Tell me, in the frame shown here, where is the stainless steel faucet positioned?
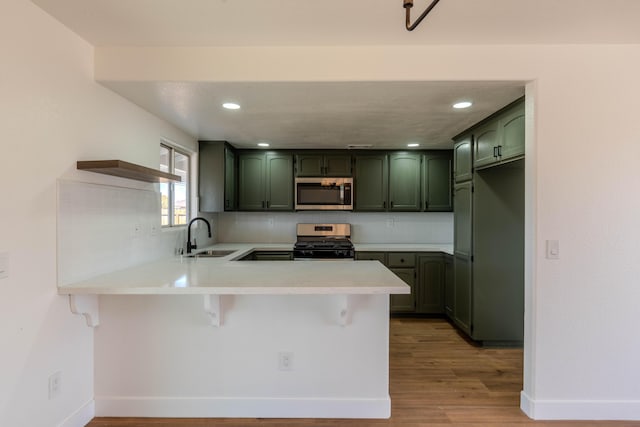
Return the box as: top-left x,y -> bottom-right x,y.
186,217 -> 212,254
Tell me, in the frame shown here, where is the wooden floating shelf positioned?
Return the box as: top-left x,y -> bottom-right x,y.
77,160 -> 181,183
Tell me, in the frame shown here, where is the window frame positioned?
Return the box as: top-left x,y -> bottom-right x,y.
161,142 -> 191,227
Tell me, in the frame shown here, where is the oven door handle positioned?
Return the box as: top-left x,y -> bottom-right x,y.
339,184 -> 344,203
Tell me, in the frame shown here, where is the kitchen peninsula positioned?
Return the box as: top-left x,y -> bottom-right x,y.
58,244 -> 411,419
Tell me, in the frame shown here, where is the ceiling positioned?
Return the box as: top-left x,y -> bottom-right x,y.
31,0 -> 640,149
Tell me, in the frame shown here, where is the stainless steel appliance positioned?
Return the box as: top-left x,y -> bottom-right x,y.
293,223 -> 355,260
294,177 -> 353,211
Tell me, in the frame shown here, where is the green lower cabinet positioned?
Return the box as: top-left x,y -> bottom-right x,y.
389,268 -> 416,312
416,255 -> 444,314
443,255 -> 454,319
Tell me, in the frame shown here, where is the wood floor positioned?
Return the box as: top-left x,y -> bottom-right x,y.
87,317 -> 639,427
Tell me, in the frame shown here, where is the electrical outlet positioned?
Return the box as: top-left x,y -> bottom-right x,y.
133,223 -> 142,238
150,225 -> 158,236
48,371 -> 61,400
0,252 -> 8,279
278,352 -> 294,371
267,217 -> 274,228
386,218 -> 395,228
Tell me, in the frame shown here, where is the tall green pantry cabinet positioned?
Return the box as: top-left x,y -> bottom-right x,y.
451,97 -> 525,345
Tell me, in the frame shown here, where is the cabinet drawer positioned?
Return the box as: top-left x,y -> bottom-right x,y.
355,252 -> 387,265
387,252 -> 415,268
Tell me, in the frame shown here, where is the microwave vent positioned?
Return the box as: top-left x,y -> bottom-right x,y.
346,144 -> 373,149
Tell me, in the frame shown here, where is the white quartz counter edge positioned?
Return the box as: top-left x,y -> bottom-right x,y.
57,243 -> 411,296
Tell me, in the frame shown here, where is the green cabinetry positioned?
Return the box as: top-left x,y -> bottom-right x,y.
356,251 -> 449,314
388,153 -> 422,211
198,141 -> 236,212
422,151 -> 453,211
355,152 -> 427,212
416,254 -> 444,314
354,155 -> 388,211
443,255 -> 454,319
450,97 -> 525,344
295,153 -> 352,177
473,99 -> 525,169
453,134 -> 473,183
238,152 -> 293,211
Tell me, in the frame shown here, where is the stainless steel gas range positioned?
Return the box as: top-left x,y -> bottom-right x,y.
293,223 -> 355,260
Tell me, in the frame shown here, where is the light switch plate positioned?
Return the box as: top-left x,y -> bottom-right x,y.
0,252 -> 8,279
546,240 -> 559,259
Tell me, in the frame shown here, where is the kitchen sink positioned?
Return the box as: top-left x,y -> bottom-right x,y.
186,249 -> 235,258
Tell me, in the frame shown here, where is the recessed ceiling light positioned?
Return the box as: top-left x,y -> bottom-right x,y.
257,142 -> 270,147
407,143 -> 420,148
222,102 -> 241,110
453,101 -> 473,109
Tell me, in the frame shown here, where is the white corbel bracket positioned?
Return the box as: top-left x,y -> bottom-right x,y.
69,295 -> 100,327
338,294 -> 352,327
204,294 -> 223,327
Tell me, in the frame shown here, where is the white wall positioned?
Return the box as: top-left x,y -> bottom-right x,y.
218,211 -> 453,244
95,44 -> 640,419
0,1 -> 197,426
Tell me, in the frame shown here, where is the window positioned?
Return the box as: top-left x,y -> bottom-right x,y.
160,143 -> 190,226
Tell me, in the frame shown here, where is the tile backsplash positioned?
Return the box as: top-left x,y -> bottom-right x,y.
57,180 -> 210,284
217,211 -> 453,244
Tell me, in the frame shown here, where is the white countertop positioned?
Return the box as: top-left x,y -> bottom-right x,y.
57,243 -> 453,296
57,243 -> 411,296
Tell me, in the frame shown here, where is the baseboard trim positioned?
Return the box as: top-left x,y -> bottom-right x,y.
96,396 -> 391,419
58,399 -> 95,427
521,391 -> 640,420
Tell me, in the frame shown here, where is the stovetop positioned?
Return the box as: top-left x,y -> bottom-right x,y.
293,223 -> 354,259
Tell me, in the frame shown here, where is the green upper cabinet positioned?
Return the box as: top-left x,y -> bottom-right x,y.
473,98 -> 525,169
224,148 -> 236,211
473,120 -> 499,169
265,153 -> 294,210
388,152 -> 422,212
238,152 -> 293,211
295,153 -> 352,177
498,101 -> 525,161
354,154 -> 388,211
238,152 -> 266,211
198,141 -> 237,212
453,134 -> 473,183
422,151 -> 453,212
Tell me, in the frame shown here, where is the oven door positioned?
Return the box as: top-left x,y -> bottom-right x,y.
295,177 -> 353,210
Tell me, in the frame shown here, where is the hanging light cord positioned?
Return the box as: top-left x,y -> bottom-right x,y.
403,0 -> 441,31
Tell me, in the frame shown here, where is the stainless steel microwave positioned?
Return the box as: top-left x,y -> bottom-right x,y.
294,177 -> 353,211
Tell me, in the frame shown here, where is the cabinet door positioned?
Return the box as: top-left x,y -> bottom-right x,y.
198,141 -> 225,212
454,182 -> 473,257
389,267 -> 416,313
443,255 -> 454,319
422,151 -> 452,211
238,153 -> 266,211
473,121 -> 499,168
453,135 -> 473,183
224,148 -> 236,211
355,155 -> 388,211
454,254 -> 472,335
265,153 -> 293,211
416,255 -> 444,314
295,154 -> 324,177
498,101 -> 525,161
388,152 -> 421,212
324,154 -> 352,176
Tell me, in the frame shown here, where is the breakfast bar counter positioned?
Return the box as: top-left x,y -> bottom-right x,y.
57,244 -> 412,420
